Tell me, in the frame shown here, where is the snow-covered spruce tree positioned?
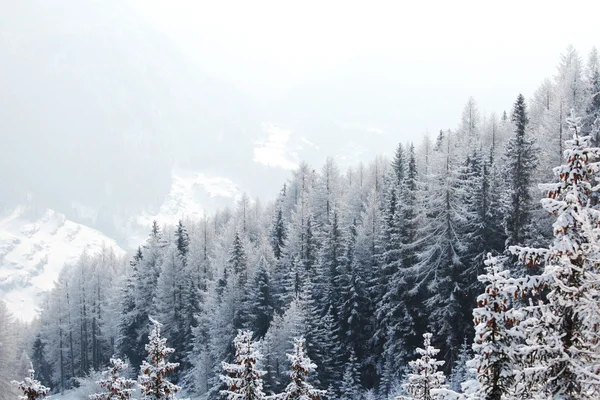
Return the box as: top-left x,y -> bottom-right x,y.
399,333 -> 446,400
89,357 -> 136,400
471,254 -> 521,400
119,222 -> 167,368
449,338 -> 472,393
509,111 -> 600,398
278,337 -> 326,400
12,364 -> 50,400
138,319 -> 180,400
339,349 -> 360,400
220,330 -> 266,400
503,94 -> 538,248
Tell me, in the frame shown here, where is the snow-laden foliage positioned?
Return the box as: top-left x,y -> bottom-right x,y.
27,46 -> 600,400
399,333 -> 446,400
139,319 -> 180,400
89,358 -> 136,400
220,331 -> 267,400
507,111 -> 600,399
471,254 -> 521,400
278,337 -> 326,400
12,364 -> 50,400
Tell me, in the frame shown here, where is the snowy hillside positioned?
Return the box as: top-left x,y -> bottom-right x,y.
0,206 -> 124,321
120,168 -> 241,248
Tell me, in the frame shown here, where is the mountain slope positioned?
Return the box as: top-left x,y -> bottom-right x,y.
0,206 -> 124,321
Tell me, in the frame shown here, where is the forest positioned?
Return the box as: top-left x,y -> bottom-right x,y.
1,45 -> 600,400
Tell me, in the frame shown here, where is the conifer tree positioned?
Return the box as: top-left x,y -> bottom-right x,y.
244,257 -> 274,338
220,331 -> 266,400
90,358 -> 136,400
471,255 -> 520,400
503,94 -> 537,247
391,143 -> 406,184
12,364 -> 49,400
270,185 -> 288,260
138,319 -> 180,400
339,350 -> 360,400
400,333 -> 446,400
278,337 -> 326,400
449,339 -> 473,394
509,111 -> 600,399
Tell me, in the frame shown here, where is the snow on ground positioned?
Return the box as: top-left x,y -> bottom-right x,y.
0,206 -> 124,321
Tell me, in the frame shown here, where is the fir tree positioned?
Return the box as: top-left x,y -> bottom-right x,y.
503,94 -> 537,247
278,337 -> 326,400
400,333 -> 446,400
244,257 -> 274,338
12,364 -> 50,400
471,255 -> 519,400
89,358 -> 136,400
270,186 -> 288,260
391,143 -> 406,184
138,319 -> 180,400
509,111 -> 600,399
220,331 -> 267,400
175,220 -> 190,262
340,350 -> 360,400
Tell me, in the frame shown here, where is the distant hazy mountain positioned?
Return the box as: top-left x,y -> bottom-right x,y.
0,0 -> 274,235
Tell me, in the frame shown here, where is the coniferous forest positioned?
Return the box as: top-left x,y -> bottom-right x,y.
3,45 -> 600,400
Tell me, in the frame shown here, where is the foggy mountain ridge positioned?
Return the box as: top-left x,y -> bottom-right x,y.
0,0 -> 411,245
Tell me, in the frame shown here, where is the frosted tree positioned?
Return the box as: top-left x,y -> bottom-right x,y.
0,301 -> 18,399
503,94 -> 537,248
400,333 -> 446,400
119,222 -> 167,367
471,254 -> 520,400
262,297 -> 307,392
340,350 -> 360,400
278,337 -> 326,400
509,111 -> 600,398
89,357 -> 136,400
270,185 -> 288,260
220,330 -> 267,400
244,256 -> 274,338
12,364 -> 49,400
138,319 -> 180,400
449,339 -> 472,393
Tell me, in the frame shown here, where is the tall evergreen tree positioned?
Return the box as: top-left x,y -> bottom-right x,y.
139,319 -> 180,400
279,337 -> 326,400
509,112 -> 600,399
503,94 -> 537,248
220,331 -> 266,400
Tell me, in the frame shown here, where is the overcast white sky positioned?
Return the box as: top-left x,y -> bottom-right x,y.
135,0 -> 599,110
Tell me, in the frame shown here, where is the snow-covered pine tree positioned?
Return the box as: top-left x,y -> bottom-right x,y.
119,222 -> 166,368
0,301 -> 19,399
243,257 -> 274,339
584,47 -> 600,144
471,254 -> 520,400
262,296 -> 308,393
448,339 -> 472,393
89,357 -> 136,400
503,94 -> 538,248
220,330 -> 267,400
508,111 -> 600,399
278,337 -> 326,400
270,185 -> 288,260
12,364 -> 50,400
399,333 -> 446,400
340,349 -> 360,400
138,319 -> 180,400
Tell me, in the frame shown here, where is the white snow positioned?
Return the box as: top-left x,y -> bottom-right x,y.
0,206 -> 124,321
253,123 -> 299,170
